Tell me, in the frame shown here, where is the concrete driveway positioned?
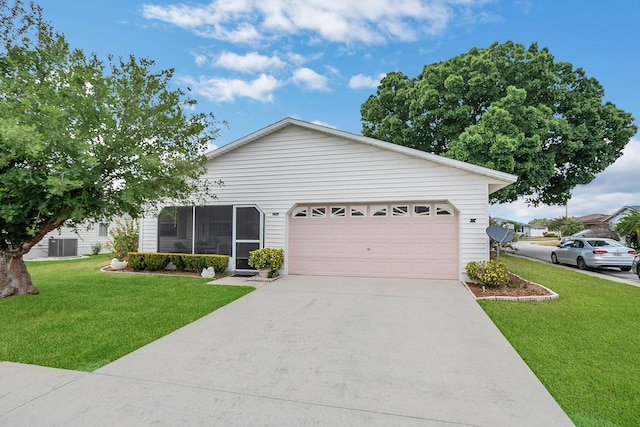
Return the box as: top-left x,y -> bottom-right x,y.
0,276 -> 573,426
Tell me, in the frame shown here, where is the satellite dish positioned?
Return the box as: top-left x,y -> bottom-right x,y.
486,225 -> 515,260
486,225 -> 510,243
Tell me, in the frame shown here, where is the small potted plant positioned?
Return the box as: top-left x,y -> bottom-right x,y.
248,248 -> 284,278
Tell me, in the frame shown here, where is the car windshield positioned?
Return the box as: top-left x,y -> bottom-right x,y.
586,239 -> 623,247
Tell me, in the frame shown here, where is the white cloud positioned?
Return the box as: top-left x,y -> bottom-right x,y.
193,53 -> 208,67
179,73 -> 283,103
490,137 -> 640,223
286,51 -> 324,66
142,0 -> 490,44
214,51 -> 286,73
348,73 -> 386,89
291,67 -> 329,91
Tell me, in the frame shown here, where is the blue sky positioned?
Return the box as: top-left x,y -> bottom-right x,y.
37,0 -> 640,223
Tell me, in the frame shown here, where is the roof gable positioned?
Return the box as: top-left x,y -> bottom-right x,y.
208,117 -> 517,193
605,206 -> 640,221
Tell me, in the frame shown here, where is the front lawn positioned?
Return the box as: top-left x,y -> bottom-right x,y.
0,256 -> 253,371
480,256 -> 640,427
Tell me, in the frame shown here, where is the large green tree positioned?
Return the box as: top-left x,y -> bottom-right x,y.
0,1 -> 220,297
361,41 -> 637,205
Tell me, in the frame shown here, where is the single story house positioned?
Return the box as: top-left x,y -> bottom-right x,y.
24,221 -> 113,260
138,118 -> 517,280
492,218 -> 547,237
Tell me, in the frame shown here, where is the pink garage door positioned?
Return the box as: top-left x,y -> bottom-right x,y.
288,202 -> 458,279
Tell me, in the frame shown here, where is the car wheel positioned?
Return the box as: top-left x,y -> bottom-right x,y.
577,257 -> 587,270
551,253 -> 559,264
620,267 -> 631,272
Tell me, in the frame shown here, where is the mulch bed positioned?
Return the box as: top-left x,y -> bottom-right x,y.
465,273 -> 556,299
102,265 -> 231,279
465,281 -> 552,297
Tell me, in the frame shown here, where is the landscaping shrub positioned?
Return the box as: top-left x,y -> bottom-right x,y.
248,248 -> 284,277
91,243 -> 102,255
143,253 -> 170,271
169,254 -> 186,271
127,253 -> 229,274
543,232 -> 557,238
127,252 -> 144,270
105,218 -> 139,261
465,260 -> 510,287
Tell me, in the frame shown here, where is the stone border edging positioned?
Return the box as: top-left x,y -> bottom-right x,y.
462,275 -> 559,302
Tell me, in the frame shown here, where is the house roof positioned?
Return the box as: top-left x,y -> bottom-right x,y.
576,213 -> 609,224
207,117 -> 517,194
605,206 -> 640,221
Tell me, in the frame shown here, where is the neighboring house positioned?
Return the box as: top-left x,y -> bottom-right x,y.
576,213 -> 610,231
606,206 -> 640,230
528,225 -> 548,237
493,218 -> 546,237
575,213 -> 619,240
24,222 -> 113,260
138,118 -> 516,280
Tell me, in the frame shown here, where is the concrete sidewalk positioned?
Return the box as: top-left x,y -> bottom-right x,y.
0,276 -> 573,426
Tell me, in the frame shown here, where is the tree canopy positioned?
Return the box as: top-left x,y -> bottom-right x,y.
0,1 -> 220,297
547,217 -> 584,237
361,41 -> 637,205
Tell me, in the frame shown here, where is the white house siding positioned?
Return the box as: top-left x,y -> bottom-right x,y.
140,124 -> 506,278
24,222 -> 113,260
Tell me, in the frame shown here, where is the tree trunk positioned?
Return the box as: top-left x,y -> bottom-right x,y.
0,251 -> 39,298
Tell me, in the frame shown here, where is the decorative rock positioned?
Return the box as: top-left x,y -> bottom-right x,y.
110,258 -> 128,270
201,267 -> 215,279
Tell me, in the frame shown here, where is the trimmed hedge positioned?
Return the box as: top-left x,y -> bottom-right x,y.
127,252 -> 229,274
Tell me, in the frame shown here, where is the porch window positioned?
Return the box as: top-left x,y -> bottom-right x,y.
158,207 -> 193,253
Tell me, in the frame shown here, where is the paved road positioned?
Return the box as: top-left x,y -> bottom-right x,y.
510,241 -> 639,285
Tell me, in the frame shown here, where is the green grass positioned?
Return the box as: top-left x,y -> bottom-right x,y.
479,256 -> 640,427
0,256 -> 254,371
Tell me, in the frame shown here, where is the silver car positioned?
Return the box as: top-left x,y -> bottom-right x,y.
551,238 -> 637,271
632,255 -> 640,279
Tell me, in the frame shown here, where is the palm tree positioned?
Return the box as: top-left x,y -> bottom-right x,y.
615,210 -> 640,248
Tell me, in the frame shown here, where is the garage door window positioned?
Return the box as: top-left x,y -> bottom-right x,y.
293,207 -> 307,217
350,206 -> 366,217
371,205 -> 387,217
311,207 -> 326,217
414,205 -> 430,216
436,204 -> 453,215
392,205 -> 409,217
330,206 -> 346,217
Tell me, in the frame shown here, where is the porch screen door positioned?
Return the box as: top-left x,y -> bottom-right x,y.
234,206 -> 263,270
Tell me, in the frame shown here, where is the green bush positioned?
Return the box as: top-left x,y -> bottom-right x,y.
248,248 -> 284,277
127,253 -> 229,274
544,232 -> 557,238
127,252 -> 144,270
465,260 -> 510,287
169,254 -> 186,271
105,218 -> 139,261
91,243 -> 102,255
143,253 -> 170,271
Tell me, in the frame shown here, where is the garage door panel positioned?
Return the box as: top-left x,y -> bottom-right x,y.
289,202 -> 459,279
